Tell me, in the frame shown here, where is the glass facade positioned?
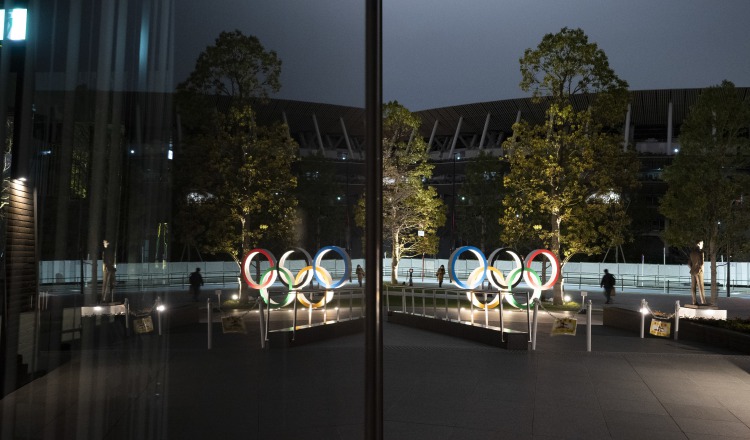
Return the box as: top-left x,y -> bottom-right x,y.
2,2 -> 748,439
1,1 -> 367,437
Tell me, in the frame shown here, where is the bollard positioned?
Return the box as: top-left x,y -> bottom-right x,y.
258,298 -> 266,349
444,289 -> 449,321
531,299 -> 539,351
526,291 -> 532,341
484,292 -> 490,327
586,300 -> 592,352
215,290 -> 222,307
499,293 -> 505,342
156,297 -> 164,336
293,293 -> 298,340
640,299 -> 646,339
674,300 -> 680,341
207,297 -> 213,350
124,298 -> 130,333
470,294 -> 475,325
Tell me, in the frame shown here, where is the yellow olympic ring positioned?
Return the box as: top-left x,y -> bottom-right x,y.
465,266 -> 505,309
295,266 -> 335,308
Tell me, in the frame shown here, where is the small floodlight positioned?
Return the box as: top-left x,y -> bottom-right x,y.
231,294 -> 239,300
640,307 -> 649,315
156,304 -> 166,312
563,295 -> 571,303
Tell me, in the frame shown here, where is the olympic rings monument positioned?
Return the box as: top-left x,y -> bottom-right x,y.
241,245 -> 560,350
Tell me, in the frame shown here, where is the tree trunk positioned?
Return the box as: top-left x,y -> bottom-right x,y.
391,232 -> 400,284
239,216 -> 252,304
551,216 -> 563,305
709,238 -> 718,305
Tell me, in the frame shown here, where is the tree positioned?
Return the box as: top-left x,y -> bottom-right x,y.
501,28 -> 639,304
355,102 -> 445,284
457,152 -> 507,253
660,81 -> 750,304
174,31 -> 298,300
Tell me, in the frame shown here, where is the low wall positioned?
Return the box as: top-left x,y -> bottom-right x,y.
387,311 -> 528,350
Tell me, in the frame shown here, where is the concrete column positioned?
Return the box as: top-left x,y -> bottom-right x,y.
427,120 -> 439,151
312,113 -> 325,153
667,102 -> 673,155
623,103 -> 631,151
339,116 -> 354,157
479,113 -> 491,150
447,116 -> 463,158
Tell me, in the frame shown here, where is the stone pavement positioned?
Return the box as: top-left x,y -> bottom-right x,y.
2,286 -> 750,439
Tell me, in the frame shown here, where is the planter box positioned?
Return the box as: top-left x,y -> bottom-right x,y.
387,311 -> 528,350
267,318 -> 364,348
602,307 -> 674,339
678,320 -> 750,354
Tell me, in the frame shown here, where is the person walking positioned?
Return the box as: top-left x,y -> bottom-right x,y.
189,267 -> 204,302
436,265 -> 446,288
356,264 -> 365,287
600,269 -> 616,304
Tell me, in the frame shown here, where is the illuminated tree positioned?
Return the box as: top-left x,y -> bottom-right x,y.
175,31 -> 298,300
356,102 -> 445,284
660,81 -> 750,304
501,27 -> 639,304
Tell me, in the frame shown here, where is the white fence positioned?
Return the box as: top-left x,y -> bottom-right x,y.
39,257 -> 750,293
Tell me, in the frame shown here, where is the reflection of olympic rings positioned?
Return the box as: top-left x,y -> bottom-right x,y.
449,246 -> 487,289
294,266 -> 334,308
259,267 -> 295,308
241,246 -> 351,309
465,266 -> 504,309
449,246 -> 560,309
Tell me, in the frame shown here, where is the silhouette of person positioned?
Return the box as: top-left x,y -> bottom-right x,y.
600,269 -> 616,304
189,267 -> 204,302
436,265 -> 446,287
356,264 -> 365,287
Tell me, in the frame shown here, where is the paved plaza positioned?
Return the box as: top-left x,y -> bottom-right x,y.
2,285 -> 750,439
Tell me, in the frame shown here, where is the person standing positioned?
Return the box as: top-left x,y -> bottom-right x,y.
189,267 -> 204,302
436,265 -> 446,288
600,269 -> 616,304
689,241 -> 707,305
101,240 -> 116,303
356,264 -> 365,287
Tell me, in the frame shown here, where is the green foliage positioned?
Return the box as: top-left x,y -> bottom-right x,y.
686,317 -> 750,334
174,31 -> 298,265
457,152 -> 507,253
502,28 -> 638,304
355,102 -> 446,283
178,30 -> 281,102
660,81 -> 750,303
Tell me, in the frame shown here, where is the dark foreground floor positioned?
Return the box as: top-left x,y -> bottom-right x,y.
2,291 -> 750,439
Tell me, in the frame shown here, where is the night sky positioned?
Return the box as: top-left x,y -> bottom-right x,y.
175,0 -> 750,110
